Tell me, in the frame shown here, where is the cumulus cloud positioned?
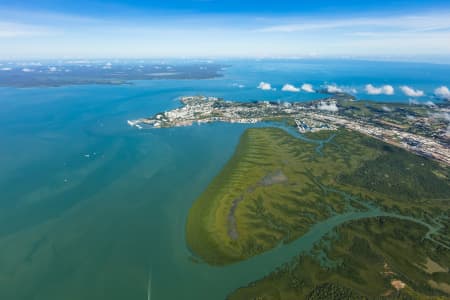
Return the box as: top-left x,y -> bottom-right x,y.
48,66 -> 57,72
232,83 -> 245,88
22,68 -> 33,72
425,101 -> 436,107
0,67 -> 12,71
400,86 -> 425,97
257,81 -> 274,91
435,86 -> 450,99
365,84 -> 395,95
282,84 -> 300,92
409,98 -> 420,105
325,85 -> 343,93
102,62 -> 112,69
301,83 -> 315,93
317,101 -> 339,112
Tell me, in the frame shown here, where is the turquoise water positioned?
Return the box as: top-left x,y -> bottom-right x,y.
0,60 -> 449,299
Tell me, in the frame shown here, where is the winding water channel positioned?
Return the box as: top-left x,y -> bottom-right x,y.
152,124 -> 445,299
163,201 -> 443,299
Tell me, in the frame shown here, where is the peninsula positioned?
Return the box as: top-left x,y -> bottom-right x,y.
129,94 -> 450,165
131,94 -> 450,299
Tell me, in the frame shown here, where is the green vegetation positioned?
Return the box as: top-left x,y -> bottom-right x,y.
339,139 -> 450,202
337,99 -> 430,121
337,99 -> 449,140
229,217 -> 450,299
186,127 -> 450,265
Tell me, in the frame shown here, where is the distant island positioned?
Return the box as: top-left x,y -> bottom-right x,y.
0,62 -> 226,87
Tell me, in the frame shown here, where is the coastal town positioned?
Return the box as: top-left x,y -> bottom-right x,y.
129,95 -> 450,165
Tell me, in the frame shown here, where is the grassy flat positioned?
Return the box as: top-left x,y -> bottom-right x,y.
186,127 -> 450,266
229,217 -> 450,299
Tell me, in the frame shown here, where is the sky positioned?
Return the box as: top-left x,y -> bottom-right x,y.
1,0 -> 450,60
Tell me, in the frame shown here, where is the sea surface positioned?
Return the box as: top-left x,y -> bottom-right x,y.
0,59 -> 449,299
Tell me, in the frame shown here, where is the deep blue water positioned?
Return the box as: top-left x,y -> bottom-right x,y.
0,59 -> 449,299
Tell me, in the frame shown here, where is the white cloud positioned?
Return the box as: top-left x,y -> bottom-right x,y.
317,101 -> 339,112
301,83 -> 315,93
409,98 -> 420,105
425,101 -> 436,107
282,84 -> 300,92
325,85 -> 343,93
22,68 -> 33,72
48,67 -> 57,72
257,81 -> 274,91
257,14 -> 450,33
327,85 -> 357,94
0,21 -> 57,38
435,86 -> 450,99
365,84 -> 395,95
102,62 -> 113,69
400,86 -> 425,97
0,9 -> 449,59
232,83 -> 245,88
0,67 -> 12,71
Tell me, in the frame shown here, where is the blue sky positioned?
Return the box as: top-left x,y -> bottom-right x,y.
3,0 -> 450,15
1,0 -> 450,60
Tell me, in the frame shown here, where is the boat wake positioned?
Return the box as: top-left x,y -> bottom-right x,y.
147,267 -> 152,300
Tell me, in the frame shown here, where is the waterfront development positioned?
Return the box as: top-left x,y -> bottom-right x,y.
130,94 -> 450,165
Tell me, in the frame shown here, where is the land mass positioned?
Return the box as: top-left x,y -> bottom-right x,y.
185,127 -> 449,299
186,128 -> 449,264
230,217 -> 450,299
132,94 -> 450,298
0,62 -> 225,87
130,94 -> 450,165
